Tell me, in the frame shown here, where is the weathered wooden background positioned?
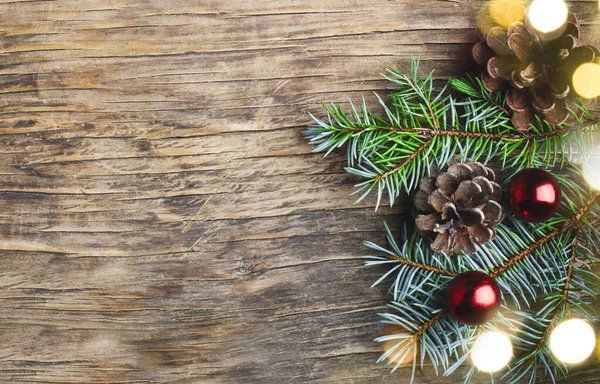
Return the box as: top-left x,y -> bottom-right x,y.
0,0 -> 598,383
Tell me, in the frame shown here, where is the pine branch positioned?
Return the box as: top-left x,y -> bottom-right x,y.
449,76 -> 510,116
365,223 -> 459,301
492,191 -> 600,278
305,58 -> 600,207
502,236 -> 579,384
373,137 -> 433,184
381,253 -> 458,277
368,165 -> 600,384
531,236 -> 578,354
336,124 -> 581,142
308,58 -> 600,384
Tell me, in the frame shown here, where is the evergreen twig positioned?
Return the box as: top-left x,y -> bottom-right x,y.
305,59 -> 600,208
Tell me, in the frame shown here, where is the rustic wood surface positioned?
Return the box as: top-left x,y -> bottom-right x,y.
0,0 -> 598,383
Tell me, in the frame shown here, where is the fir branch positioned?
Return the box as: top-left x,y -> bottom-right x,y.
417,311 -> 446,335
373,137 -> 433,186
310,59 -> 600,384
365,223 -> 459,301
519,235 -> 578,368
489,226 -> 563,279
382,253 -> 458,277
449,75 -> 510,116
493,180 -> 600,383
339,124 -> 579,141
491,191 -> 600,278
305,58 -> 600,206
414,311 -> 447,360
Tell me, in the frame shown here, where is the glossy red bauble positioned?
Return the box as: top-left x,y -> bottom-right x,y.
507,168 -> 561,223
447,271 -> 501,326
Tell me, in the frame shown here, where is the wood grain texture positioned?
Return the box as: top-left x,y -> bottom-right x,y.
0,0 -> 598,383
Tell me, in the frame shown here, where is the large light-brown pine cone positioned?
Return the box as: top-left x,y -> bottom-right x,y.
414,157 -> 504,256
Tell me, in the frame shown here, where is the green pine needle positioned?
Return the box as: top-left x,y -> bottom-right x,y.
304,59 -> 600,209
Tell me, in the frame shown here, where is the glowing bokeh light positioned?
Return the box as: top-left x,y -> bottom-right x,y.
471,332 -> 513,372
528,0 -> 569,33
489,0 -> 527,29
549,319 -> 596,364
381,325 -> 416,366
573,63 -> 600,99
582,148 -> 600,190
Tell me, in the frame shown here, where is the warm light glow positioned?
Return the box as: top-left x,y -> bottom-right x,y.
489,0 -> 527,28
472,332 -> 513,372
535,183 -> 556,203
582,149 -> 600,190
549,319 -> 596,364
474,285 -> 497,306
573,63 -> 600,99
381,325 -> 416,366
528,0 -> 569,33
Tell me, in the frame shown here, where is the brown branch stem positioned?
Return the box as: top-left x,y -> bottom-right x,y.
523,234 -> 578,365
385,254 -> 458,277
374,138 -> 433,183
413,311 -> 446,359
491,192 -> 600,278
351,125 -> 572,140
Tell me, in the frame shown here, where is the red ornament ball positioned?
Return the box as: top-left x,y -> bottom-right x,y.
507,168 -> 561,223
447,271 -> 501,326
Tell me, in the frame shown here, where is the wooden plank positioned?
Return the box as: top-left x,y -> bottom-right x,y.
0,0 -> 597,383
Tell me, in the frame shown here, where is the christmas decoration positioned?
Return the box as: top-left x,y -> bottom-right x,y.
447,271 -> 502,325
549,319 -> 596,364
507,168 -> 561,222
471,332 -> 513,373
414,157 -> 503,256
526,0 -> 568,34
473,8 -> 599,130
304,1 -> 600,383
380,324 -> 416,367
572,63 -> 600,99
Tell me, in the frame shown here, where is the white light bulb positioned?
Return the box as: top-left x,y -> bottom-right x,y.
549,319 -> 596,364
528,0 -> 569,33
471,332 -> 513,373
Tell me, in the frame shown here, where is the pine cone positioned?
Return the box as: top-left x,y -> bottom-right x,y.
414,157 -> 503,256
473,10 -> 599,130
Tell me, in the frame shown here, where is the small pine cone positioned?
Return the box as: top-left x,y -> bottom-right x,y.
473,10 -> 599,130
414,157 -> 504,256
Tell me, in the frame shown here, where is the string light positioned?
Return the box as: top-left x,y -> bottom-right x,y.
471,332 -> 513,372
573,63 -> 600,99
527,0 -> 569,34
549,319 -> 596,364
